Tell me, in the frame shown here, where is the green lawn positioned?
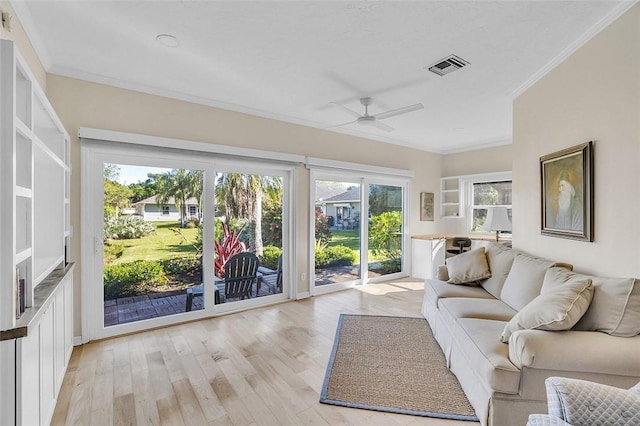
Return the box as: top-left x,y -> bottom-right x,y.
106,221 -> 199,264
328,229 -> 389,262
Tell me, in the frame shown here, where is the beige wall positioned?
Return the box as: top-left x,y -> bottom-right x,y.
45,75 -> 448,336
0,1 -> 46,89
513,4 -> 640,277
442,144 -> 512,177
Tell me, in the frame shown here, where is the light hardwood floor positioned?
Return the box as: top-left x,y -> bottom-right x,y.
52,278 -> 474,425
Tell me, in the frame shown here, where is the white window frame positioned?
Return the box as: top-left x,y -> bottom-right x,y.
461,171 -> 512,234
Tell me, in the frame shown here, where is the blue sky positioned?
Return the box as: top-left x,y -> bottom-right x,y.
113,164 -> 171,185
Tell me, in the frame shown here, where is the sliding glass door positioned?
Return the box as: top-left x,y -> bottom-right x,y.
313,179 -> 362,290
82,142 -> 291,340
367,183 -> 404,278
311,173 -> 408,294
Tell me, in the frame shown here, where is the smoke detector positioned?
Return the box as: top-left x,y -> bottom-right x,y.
427,55 -> 470,76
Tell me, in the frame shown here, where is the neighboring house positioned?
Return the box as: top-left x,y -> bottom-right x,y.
132,195 -> 201,222
317,186 -> 361,229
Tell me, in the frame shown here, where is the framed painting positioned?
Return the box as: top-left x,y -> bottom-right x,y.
540,141 -> 593,241
420,192 -> 434,221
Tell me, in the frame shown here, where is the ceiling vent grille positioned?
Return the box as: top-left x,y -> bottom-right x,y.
427,55 -> 470,76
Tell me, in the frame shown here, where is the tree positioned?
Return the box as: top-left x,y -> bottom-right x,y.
128,179 -> 157,203
369,184 -> 403,216
151,169 -> 203,227
103,164 -> 132,217
215,174 -> 282,256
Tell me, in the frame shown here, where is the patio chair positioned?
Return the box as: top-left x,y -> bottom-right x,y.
185,252 -> 260,311
261,254 -> 283,295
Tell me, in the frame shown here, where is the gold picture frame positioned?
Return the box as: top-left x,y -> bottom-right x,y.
420,192 -> 434,221
540,141 -> 593,241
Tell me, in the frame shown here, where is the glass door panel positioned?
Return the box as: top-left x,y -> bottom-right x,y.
213,172 -> 283,306
367,184 -> 403,278
314,180 -> 361,287
103,164 -> 204,326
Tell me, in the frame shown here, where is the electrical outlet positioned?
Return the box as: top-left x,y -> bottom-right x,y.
300,272 -> 306,281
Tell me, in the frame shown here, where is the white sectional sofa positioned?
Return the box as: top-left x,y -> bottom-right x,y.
421,242 -> 640,426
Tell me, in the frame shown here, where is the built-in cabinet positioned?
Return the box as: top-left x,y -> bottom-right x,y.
0,40 -> 73,426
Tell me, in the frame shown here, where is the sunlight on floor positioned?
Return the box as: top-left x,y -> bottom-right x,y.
356,278 -> 424,295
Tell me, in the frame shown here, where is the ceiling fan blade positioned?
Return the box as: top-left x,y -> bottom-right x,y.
374,103 -> 424,120
330,102 -> 362,118
368,120 -> 394,132
329,119 -> 358,128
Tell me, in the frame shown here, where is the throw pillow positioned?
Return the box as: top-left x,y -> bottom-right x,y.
446,247 -> 491,285
481,242 -> 516,299
500,278 -> 593,343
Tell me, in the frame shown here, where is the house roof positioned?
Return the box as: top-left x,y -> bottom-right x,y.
315,182 -> 349,202
323,186 -> 361,203
133,195 -> 199,206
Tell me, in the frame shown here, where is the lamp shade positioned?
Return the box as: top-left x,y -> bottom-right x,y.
482,206 -> 512,232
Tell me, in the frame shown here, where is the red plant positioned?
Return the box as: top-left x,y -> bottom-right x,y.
214,222 -> 249,277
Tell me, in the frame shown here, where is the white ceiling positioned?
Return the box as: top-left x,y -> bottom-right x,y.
12,1 -> 633,153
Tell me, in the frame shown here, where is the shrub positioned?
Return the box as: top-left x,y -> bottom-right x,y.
315,207 -> 332,245
368,211 -> 402,261
261,246 -> 282,270
103,241 -> 124,264
185,218 -> 200,228
159,255 -> 201,275
104,215 -> 155,240
262,206 -> 282,248
315,244 -> 356,269
103,260 -> 168,299
214,222 -> 249,277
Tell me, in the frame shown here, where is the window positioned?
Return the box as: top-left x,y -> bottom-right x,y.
162,205 -> 170,215
470,180 -> 512,232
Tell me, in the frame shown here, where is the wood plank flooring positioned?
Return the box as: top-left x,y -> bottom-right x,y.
52,278 -> 473,425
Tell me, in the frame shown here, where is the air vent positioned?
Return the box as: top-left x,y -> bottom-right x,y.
427,55 -> 470,76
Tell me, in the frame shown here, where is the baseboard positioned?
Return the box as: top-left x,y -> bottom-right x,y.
73,336 -> 84,346
296,291 -> 310,300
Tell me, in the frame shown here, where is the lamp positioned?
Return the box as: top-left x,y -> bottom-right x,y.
482,206 -> 512,241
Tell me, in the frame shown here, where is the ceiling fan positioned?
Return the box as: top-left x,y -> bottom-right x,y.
330,97 -> 424,132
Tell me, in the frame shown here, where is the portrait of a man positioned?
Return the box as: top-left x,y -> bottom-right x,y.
540,141 -> 593,241
550,170 -> 583,231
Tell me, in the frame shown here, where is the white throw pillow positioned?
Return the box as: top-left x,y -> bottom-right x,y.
446,248 -> 491,285
500,277 -> 593,343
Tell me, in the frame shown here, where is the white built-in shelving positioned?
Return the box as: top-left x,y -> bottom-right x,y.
0,39 -> 73,426
440,176 -> 463,218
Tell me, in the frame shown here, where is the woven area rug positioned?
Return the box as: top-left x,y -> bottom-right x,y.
320,314 -> 479,422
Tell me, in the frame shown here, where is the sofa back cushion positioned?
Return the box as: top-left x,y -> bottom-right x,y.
481,242 -> 516,298
558,271 -> 640,337
500,253 -> 571,311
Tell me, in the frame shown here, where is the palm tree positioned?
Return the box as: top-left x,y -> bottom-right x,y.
216,173 -> 282,256
152,169 -> 203,227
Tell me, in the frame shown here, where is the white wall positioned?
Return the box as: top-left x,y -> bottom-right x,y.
512,3 -> 640,277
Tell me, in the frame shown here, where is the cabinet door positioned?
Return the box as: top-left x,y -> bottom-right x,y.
39,304 -> 56,425
64,275 -> 74,361
18,325 -> 40,426
54,287 -> 66,388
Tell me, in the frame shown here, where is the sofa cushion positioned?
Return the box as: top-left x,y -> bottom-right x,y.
446,247 -> 492,285
566,273 -> 640,337
453,318 -> 521,394
500,253 -> 571,311
481,242 -> 516,299
424,279 -> 495,309
439,298 -> 516,331
500,276 -> 593,343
